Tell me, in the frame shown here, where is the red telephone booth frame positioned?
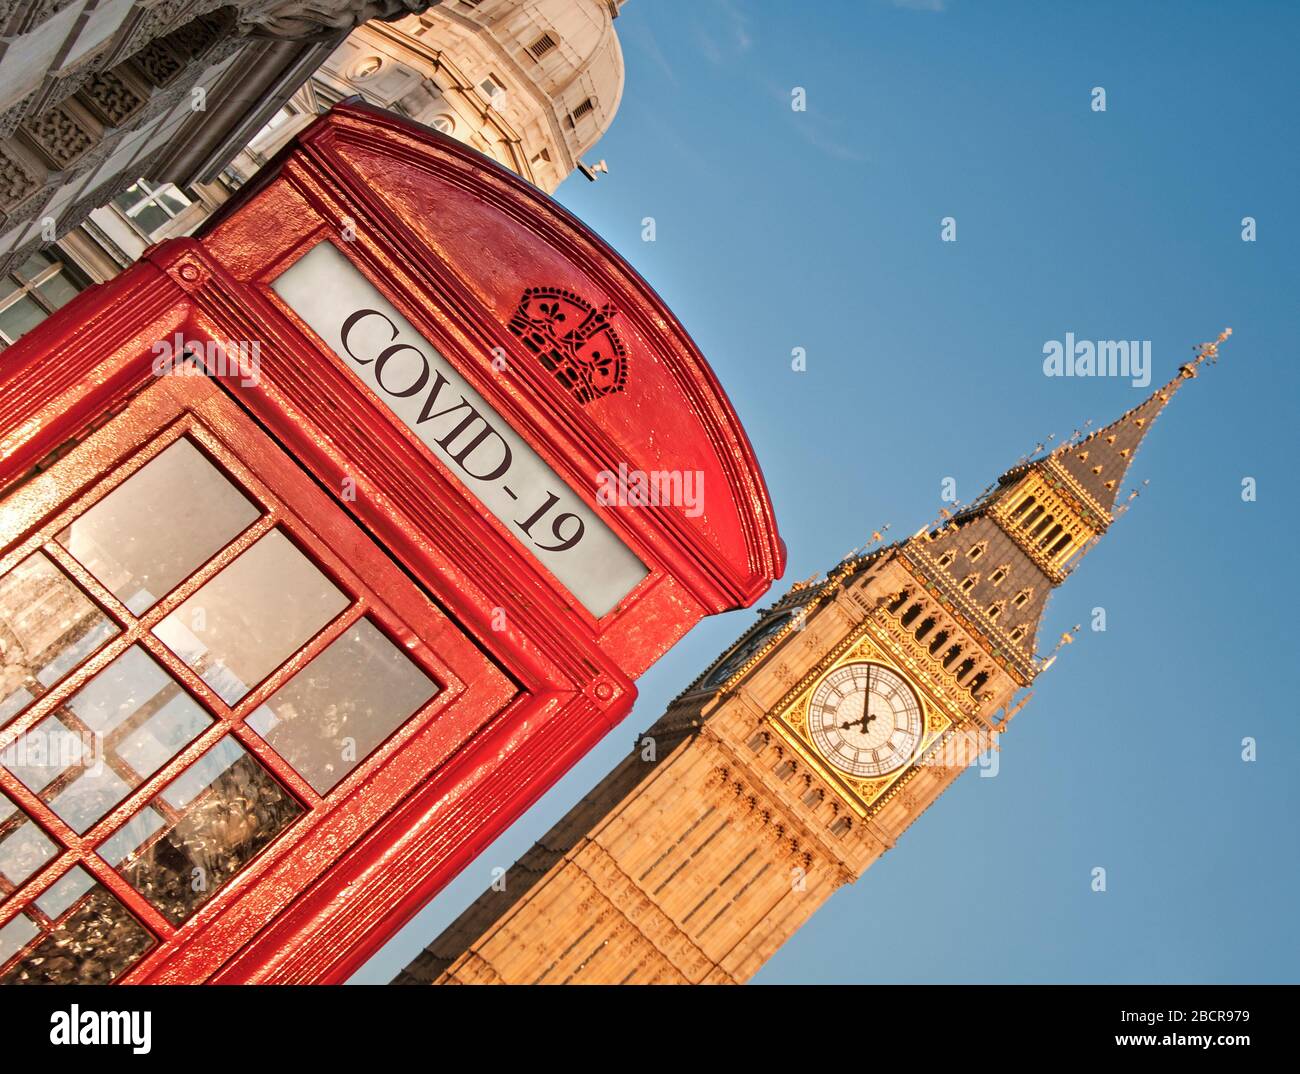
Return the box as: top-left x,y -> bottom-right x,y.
0,103 -> 784,983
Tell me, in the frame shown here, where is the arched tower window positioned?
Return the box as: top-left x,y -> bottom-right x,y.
1009,495 -> 1035,521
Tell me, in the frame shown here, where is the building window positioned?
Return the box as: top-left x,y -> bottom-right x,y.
216,166 -> 245,195
430,114 -> 455,134
480,75 -> 506,101
1010,626 -> 1026,643
528,32 -> 558,60
0,251 -> 90,350
566,97 -> 595,127
251,105 -> 299,145
937,551 -> 955,568
1013,590 -> 1031,608
113,180 -> 192,242
967,542 -> 986,560
348,56 -> 384,82
960,574 -> 978,592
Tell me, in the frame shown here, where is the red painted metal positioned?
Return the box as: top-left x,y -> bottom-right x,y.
0,103 -> 784,983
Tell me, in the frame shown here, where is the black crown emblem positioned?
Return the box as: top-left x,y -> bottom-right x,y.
507,286 -> 629,404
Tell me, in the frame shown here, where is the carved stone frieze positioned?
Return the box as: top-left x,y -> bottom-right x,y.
239,0 -> 428,41
0,137 -> 44,205
19,101 -> 98,169
2,0 -> 80,38
105,0 -> 226,68
78,69 -> 148,129
129,35 -> 188,88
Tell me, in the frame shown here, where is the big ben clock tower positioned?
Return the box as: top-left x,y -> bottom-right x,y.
396,337 -> 1229,985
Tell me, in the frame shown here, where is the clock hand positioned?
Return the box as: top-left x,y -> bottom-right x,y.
840,683 -> 878,734
858,665 -> 875,733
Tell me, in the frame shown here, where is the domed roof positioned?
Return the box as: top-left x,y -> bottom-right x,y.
465,0 -> 626,156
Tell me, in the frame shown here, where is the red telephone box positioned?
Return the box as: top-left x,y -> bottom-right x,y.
0,103 -> 783,984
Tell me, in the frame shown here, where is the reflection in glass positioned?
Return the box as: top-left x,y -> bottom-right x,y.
0,912 -> 38,966
1,647 -> 211,834
35,865 -> 95,919
153,530 -> 349,704
0,553 -> 118,723
98,736 -> 303,925
57,438 -> 260,614
248,619 -> 437,794
0,296 -> 46,341
0,793 -> 58,889
0,881 -> 153,984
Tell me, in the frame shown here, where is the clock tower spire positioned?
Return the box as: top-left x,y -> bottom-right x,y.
396,333 -> 1229,985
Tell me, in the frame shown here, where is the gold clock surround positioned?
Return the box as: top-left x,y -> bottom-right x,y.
767,619 -> 956,818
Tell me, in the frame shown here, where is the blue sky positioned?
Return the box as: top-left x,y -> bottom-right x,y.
355,0 -> 1299,984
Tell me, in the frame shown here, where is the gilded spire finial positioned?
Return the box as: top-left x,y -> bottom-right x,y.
1037,624 -> 1082,672
1180,326 -> 1232,379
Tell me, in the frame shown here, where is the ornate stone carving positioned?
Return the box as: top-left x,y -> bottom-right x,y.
30,51 -> 109,118
239,0 -> 430,41
131,37 -> 187,88
0,94 -> 35,142
167,7 -> 239,62
78,70 -> 147,129
106,0 -> 225,67
20,103 -> 97,169
0,143 -> 45,211
4,0 -> 80,37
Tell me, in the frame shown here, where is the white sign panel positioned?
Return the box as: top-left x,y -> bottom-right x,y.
273,241 -> 647,618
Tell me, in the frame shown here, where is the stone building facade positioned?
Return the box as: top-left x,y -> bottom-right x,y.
395,336 -> 1230,985
0,1 -> 441,268
0,0 -> 626,348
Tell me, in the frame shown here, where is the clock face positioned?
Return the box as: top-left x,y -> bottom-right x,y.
702,611 -> 793,688
807,662 -> 923,778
